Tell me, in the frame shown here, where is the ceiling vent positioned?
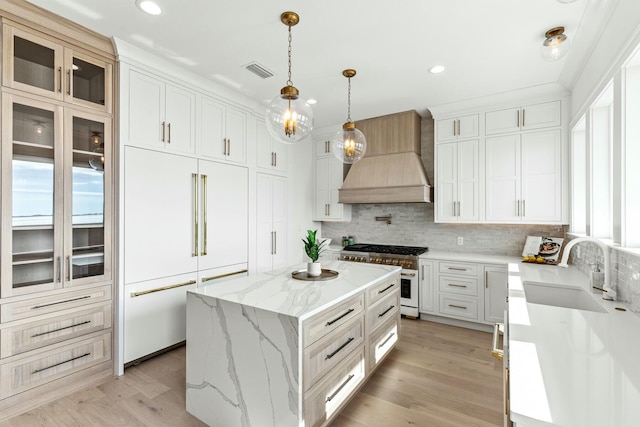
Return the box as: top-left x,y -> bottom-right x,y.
243,62 -> 274,79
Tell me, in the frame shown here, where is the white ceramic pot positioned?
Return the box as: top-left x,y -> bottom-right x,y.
307,262 -> 322,277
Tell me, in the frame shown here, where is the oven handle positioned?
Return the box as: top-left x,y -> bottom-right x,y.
401,273 -> 416,278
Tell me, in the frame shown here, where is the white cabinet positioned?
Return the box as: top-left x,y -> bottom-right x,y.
418,260 -> 435,314
256,120 -> 288,173
256,173 -> 287,273
434,260 -> 481,322
485,101 -> 560,135
484,265 -> 507,324
313,138 -> 351,222
436,113 -> 479,142
200,96 -> 246,164
435,139 -> 479,222
485,129 -> 562,223
128,69 -> 196,154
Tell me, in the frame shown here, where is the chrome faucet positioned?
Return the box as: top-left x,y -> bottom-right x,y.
558,237 -> 615,301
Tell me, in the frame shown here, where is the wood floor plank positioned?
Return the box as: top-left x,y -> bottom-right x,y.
1,319 -> 503,427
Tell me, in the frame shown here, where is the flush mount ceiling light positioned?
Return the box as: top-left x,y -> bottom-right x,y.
265,11 -> 314,144
135,0 -> 162,15
541,26 -> 570,62
331,69 -> 367,164
428,65 -> 445,74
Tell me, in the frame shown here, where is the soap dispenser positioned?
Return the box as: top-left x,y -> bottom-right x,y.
590,264 -> 605,289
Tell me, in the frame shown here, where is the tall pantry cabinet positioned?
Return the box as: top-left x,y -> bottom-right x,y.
0,2 -> 115,421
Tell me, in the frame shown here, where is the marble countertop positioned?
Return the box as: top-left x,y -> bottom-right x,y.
189,261 -> 400,321
508,262 -> 640,426
420,250 -> 522,265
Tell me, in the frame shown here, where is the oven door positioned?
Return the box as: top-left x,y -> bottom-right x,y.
400,269 -> 419,317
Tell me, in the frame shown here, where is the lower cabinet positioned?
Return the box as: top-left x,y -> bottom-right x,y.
484,265 -> 508,323
419,260 -> 435,313
123,273 -> 197,364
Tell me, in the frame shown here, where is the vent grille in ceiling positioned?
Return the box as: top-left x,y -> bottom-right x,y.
244,62 -> 274,79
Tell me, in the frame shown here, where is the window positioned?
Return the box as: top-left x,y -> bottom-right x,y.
571,117 -> 586,234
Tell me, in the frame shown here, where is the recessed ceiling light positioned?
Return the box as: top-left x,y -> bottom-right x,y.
136,0 -> 162,15
307,99 -> 317,105
428,65 -> 445,74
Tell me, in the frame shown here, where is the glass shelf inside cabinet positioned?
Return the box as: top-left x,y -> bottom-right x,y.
72,57 -> 106,107
14,35 -> 56,92
71,116 -> 105,279
12,103 -> 56,289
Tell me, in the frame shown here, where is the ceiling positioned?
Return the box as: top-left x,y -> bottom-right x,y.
26,0 -> 612,128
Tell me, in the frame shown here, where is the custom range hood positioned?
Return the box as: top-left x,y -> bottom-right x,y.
338,110 -> 432,203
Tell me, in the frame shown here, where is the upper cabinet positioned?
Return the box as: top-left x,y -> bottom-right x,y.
127,69 -> 196,154
256,120 -> 288,174
199,96 -> 247,164
435,139 -> 479,222
435,114 -> 479,142
2,23 -> 112,113
313,139 -> 351,222
485,101 -> 560,135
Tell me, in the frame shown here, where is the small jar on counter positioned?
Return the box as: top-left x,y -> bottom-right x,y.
342,236 -> 349,247
348,236 -> 355,246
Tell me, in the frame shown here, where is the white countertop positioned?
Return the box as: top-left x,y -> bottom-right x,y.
508,262 -> 640,426
189,261 -> 400,321
421,250 -> 522,265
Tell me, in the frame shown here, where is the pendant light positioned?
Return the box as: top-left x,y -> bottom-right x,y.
265,11 -> 314,144
331,69 -> 367,164
540,26 -> 570,62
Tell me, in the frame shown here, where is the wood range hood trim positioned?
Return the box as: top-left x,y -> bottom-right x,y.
338,110 -> 432,204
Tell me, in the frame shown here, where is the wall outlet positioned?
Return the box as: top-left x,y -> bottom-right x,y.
457,236 -> 464,245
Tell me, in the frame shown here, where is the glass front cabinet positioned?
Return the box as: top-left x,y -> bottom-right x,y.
1,93 -> 112,297
2,23 -> 112,113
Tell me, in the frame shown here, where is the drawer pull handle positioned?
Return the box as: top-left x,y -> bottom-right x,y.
31,320 -> 92,338
32,352 -> 91,374
448,284 -> 468,288
378,305 -> 395,318
378,332 -> 396,349
326,374 -> 355,402
377,284 -> 395,294
325,308 -> 355,326
325,337 -> 355,360
449,304 -> 467,310
447,267 -> 467,271
130,280 -> 197,297
32,295 -> 91,310
201,269 -> 248,283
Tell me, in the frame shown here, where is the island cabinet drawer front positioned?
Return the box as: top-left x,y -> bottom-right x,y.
438,295 -> 478,320
1,303 -> 112,358
368,316 -> 399,373
1,285 -> 112,323
303,293 -> 364,348
438,275 -> 478,296
0,331 -> 111,400
438,261 -> 478,277
366,275 -> 399,307
304,347 -> 365,427
368,291 -> 400,334
303,316 -> 364,391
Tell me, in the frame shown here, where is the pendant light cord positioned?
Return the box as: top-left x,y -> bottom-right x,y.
347,76 -> 352,122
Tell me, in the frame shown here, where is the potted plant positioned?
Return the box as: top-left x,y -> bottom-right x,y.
303,229 -> 327,276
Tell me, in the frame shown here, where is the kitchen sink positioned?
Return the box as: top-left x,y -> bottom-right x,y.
522,282 -> 607,313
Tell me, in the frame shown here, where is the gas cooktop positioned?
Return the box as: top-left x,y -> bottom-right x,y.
342,244 -> 428,256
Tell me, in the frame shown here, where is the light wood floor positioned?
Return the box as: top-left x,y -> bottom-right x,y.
0,319 -> 503,427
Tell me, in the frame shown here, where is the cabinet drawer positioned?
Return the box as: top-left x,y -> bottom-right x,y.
438,261 -> 478,276
438,294 -> 478,320
368,291 -> 400,334
0,331 -> 111,399
303,315 -> 364,391
304,347 -> 365,427
1,302 -> 112,358
0,285 -> 111,323
368,316 -> 399,373
366,274 -> 399,307
438,275 -> 478,296
303,293 -> 364,348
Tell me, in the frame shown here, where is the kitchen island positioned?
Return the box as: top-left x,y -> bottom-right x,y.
185,261 -> 401,427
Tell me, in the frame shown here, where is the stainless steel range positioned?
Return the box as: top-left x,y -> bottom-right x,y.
340,244 -> 428,318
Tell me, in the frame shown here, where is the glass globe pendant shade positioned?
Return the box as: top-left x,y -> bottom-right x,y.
332,122 -> 367,164
265,86 -> 314,144
541,27 -> 570,62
